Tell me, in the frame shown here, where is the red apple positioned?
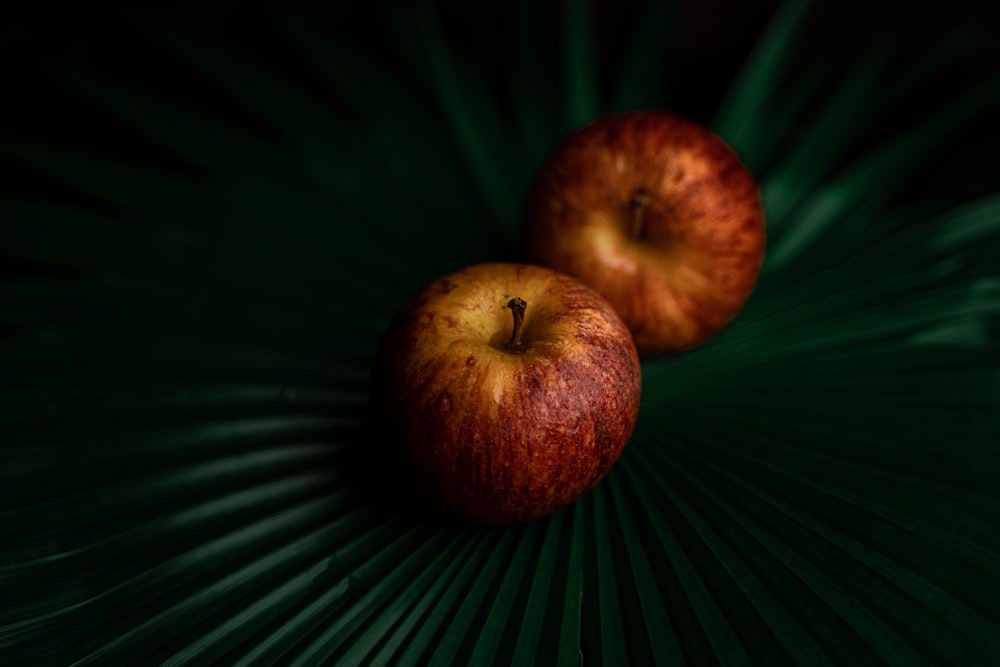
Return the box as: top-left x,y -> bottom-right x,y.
522,110 -> 766,355
372,262 -> 641,524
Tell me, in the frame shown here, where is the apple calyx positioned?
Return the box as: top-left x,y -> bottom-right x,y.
505,297 -> 527,350
629,190 -> 650,240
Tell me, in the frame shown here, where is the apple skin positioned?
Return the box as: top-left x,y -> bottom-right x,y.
522,110 -> 765,355
372,263 -> 641,525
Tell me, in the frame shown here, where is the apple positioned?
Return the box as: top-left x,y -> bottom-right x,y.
522,110 -> 766,355
372,262 -> 641,524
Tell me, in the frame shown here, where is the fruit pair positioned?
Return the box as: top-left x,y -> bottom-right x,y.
373,111 -> 765,524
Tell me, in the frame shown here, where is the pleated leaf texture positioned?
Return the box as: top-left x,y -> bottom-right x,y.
3,1 -> 1000,665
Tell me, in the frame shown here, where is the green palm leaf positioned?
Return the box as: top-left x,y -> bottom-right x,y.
3,1 -> 999,664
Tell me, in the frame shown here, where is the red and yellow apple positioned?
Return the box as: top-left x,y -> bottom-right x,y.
522,110 -> 765,355
372,263 -> 641,524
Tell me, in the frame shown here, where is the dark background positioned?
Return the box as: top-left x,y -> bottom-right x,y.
2,0 -> 998,212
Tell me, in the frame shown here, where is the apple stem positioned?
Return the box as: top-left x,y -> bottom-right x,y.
630,191 -> 649,239
506,297 -> 527,349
